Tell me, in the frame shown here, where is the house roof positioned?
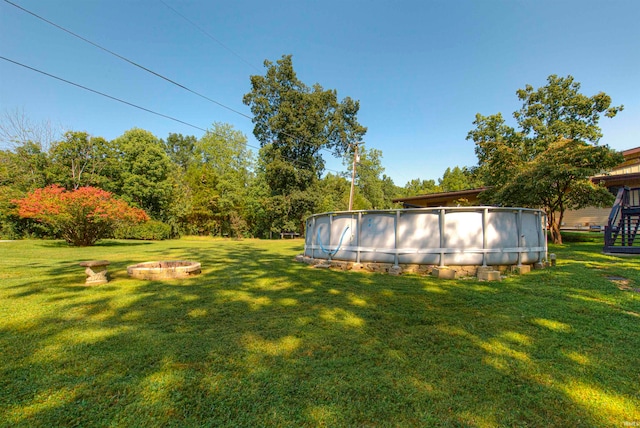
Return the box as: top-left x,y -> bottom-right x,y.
591,172 -> 640,188
393,187 -> 487,207
394,147 -> 640,208
622,146 -> 640,157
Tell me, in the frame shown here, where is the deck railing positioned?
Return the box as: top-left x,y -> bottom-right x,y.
604,187 -> 640,250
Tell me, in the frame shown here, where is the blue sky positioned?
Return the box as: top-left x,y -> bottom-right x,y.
1,0 -> 638,185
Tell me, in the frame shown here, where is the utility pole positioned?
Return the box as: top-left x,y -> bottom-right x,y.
348,142 -> 360,211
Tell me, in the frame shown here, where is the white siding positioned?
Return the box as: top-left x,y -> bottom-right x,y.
560,207 -> 611,230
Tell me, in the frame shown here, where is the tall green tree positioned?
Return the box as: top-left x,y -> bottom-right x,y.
243,171 -> 271,238
344,146 -> 399,210
243,54 -> 366,233
467,74 -> 623,244
251,145 -> 319,234
243,55 -> 366,187
0,142 -> 50,192
196,123 -> 253,237
178,123 -> 253,237
48,131 -> 114,190
315,173 -> 350,213
111,128 -> 173,220
402,178 -> 439,197
157,133 -> 199,236
438,166 -> 482,192
163,133 -> 197,172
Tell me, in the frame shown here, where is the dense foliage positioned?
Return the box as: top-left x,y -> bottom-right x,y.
1,129 -> 411,240
1,71 -> 628,242
0,112 -> 485,241
243,55 -> 369,230
14,185 -> 148,246
113,219 -> 172,241
467,74 -> 623,244
243,55 -> 367,183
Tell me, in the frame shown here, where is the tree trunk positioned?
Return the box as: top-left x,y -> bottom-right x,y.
547,209 -> 563,244
550,221 -> 563,244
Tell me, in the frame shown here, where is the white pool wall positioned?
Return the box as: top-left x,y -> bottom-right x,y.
304,207 -> 547,267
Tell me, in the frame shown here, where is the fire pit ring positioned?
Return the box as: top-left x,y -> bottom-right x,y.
127,260 -> 201,280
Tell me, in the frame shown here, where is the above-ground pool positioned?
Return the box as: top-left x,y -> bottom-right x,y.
303,207 -> 547,271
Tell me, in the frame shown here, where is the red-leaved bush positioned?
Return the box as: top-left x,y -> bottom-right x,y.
14,185 -> 149,246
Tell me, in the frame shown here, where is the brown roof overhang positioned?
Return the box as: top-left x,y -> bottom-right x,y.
392,187 -> 487,206
622,146 -> 640,158
591,172 -> 640,187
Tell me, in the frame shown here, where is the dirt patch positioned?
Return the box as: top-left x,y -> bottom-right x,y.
606,276 -> 640,292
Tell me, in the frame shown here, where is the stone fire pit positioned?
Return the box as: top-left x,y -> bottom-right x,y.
127,261 -> 201,280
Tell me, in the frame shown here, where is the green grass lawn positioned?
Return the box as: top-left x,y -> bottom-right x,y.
0,235 -> 639,427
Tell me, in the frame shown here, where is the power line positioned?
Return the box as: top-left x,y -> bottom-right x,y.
0,56 -> 347,173
158,0 -> 261,73
2,0 -> 347,174
154,1 -> 358,169
3,0 -> 339,155
0,56 -> 209,133
3,0 -> 252,120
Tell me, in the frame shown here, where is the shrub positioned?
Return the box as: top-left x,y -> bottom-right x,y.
114,219 -> 173,240
559,231 -> 602,243
0,217 -> 56,240
14,185 -> 149,246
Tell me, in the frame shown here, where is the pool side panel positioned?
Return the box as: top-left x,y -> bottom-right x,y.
304,207 -> 547,268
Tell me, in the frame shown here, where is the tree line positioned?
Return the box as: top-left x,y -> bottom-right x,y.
1,54 -> 624,245
0,119 -> 478,241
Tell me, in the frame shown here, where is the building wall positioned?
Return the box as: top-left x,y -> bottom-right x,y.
560,206 -> 611,230
610,164 -> 640,175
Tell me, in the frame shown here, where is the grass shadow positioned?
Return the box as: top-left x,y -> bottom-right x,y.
39,239 -> 153,249
0,238 -> 638,426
